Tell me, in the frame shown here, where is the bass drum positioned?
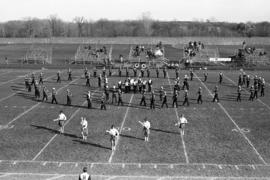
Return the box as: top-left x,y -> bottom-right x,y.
141,64 -> 147,69
134,63 -> 139,68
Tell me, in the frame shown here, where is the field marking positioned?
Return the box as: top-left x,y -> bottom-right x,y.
0,71 -> 11,76
0,69 -> 42,87
0,77 -> 80,131
223,74 -> 270,111
0,159 -> 269,167
0,74 -> 56,103
0,174 -> 10,178
194,73 -> 267,165
166,73 -> 189,164
0,172 -> 270,180
108,94 -> 134,163
46,175 -> 65,180
32,100 -> 88,161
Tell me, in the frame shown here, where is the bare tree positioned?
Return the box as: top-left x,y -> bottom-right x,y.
74,16 -> 86,37
140,12 -> 153,36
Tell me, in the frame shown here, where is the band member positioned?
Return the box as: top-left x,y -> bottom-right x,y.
159,86 -> 164,101
86,91 -> 92,109
39,72 -> 44,84
51,87 -> 58,104
106,125 -> 119,151
175,114 -> 188,135
156,67 -> 159,78
98,74 -> 102,87
101,92 -> 106,110
172,90 -> 178,108
204,72 -> 208,82
150,91 -> 155,109
31,73 -> 35,85
219,72 -> 223,84
68,68 -> 72,81
111,86 -> 117,104
66,89 -> 72,106
163,67 -> 167,78
161,91 -> 168,108
57,71 -> 61,83
182,90 -> 189,106
249,85 -> 254,101
138,118 -> 151,142
118,67 -> 122,77
183,75 -> 189,90
53,110 -> 67,134
147,68 -> 150,78
261,78 -> 265,97
236,86 -> 242,102
80,117 -> 88,141
190,69 -> 194,81
78,167 -> 91,180
42,86 -> 49,101
133,67 -> 137,77
140,90 -> 147,106
212,86 -> 219,102
86,72 -> 90,87
197,87 -> 203,104
118,89 -> 124,106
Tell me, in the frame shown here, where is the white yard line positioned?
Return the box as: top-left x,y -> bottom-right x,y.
223,74 -> 270,111
0,173 -> 269,180
166,73 -> 189,164
108,94 -> 134,163
46,175 -> 65,180
194,73 -> 267,165
0,74 -> 56,103
32,100 -> 87,161
0,69 -> 42,87
0,71 -> 11,76
0,78 -> 79,130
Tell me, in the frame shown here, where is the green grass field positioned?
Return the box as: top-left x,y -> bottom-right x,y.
0,68 -> 270,179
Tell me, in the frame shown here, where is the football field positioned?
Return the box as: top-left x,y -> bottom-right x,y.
0,68 -> 270,179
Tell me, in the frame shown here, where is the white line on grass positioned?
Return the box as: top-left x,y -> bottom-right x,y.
166,74 -> 189,164
0,74 -> 56,103
0,78 -> 79,131
0,71 -> 11,76
0,69 -> 42,87
223,74 -> 270,111
46,175 -> 65,180
194,72 -> 267,165
32,100 -> 87,161
108,94 -> 134,163
0,174 -> 10,177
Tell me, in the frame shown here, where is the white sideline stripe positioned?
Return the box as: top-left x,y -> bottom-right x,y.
223,74 -> 270,111
32,100 -> 87,161
0,69 -> 42,86
0,174 -> 10,177
1,78 -> 79,128
194,73 -> 267,165
108,94 -> 134,163
0,173 -> 270,179
106,176 -> 116,180
0,159 -> 269,167
167,74 -> 189,164
46,175 -> 65,180
0,71 -> 11,76
0,74 -> 56,103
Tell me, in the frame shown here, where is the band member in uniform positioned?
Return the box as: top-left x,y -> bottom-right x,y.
212,86 -> 219,102
138,118 -> 151,142
156,67 -> 159,78
86,72 -> 90,87
175,114 -> 188,135
39,72 -> 44,84
34,83 -> 41,100
238,74 -> 242,86
106,125 -> 119,151
68,68 -> 72,81
84,67 -> 88,78
182,90 -> 189,106
133,67 -> 137,77
141,68 -> 144,78
175,68 -> 179,78
98,74 -> 102,88
163,66 -> 167,78
31,73 -> 35,85
42,86 -> 49,101
204,72 -> 208,82
100,92 -> 106,110
219,72 -> 223,84
261,78 -> 265,97
57,71 -> 61,83
117,89 -> 124,106
236,86 -> 242,102
147,68 -> 150,78
172,90 -> 178,108
80,117 -> 88,141
51,87 -> 58,104
66,89 -> 72,106
111,86 -> 117,104
197,87 -> 203,104
246,75 -> 250,88
86,91 -> 92,109
183,75 -> 189,90
53,110 -> 67,134
93,67 -> 97,78
190,69 -> 194,81
148,79 -> 152,92
118,67 -> 122,77
150,91 -> 155,109
249,85 -> 255,101
254,84 -> 258,99
159,86 -> 164,101
126,67 -> 129,77
78,167 -> 91,180
140,90 -> 147,106
161,91 -> 168,108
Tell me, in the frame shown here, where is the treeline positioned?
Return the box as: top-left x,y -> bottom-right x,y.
0,16 -> 269,37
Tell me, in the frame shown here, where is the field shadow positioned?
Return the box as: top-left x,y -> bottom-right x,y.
150,128 -> 179,135
120,134 -> 144,141
72,139 -> 111,150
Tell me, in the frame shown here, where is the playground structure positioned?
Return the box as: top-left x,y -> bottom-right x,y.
74,43 -> 113,65
24,39 -> 53,64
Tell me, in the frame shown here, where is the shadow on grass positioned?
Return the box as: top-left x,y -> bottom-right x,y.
72,139 -> 111,150
30,124 -> 80,139
150,128 -> 179,135
120,134 -> 144,141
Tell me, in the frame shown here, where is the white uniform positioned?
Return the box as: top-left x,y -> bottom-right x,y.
142,121 -> 150,137
79,172 -> 91,180
57,113 -> 67,127
176,116 -> 188,128
81,119 -> 88,135
107,128 -> 119,141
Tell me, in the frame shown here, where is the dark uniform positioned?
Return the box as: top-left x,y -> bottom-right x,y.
150,91 -> 155,109
163,67 -> 167,78
68,69 -> 72,81
190,70 -> 194,81
236,86 -> 242,102
31,73 -> 35,85
249,86 -> 254,101
182,90 -> 189,106
118,68 -> 122,77
246,75 -> 250,88
254,84 -> 258,99
98,75 -> 102,88
39,73 -> 43,84
51,88 -> 58,104
183,75 -> 189,90
156,68 -> 159,78
147,68 -> 150,78
86,73 -> 90,87
204,72 -> 208,82
159,87 -> 164,101
175,68 -> 179,78
141,69 -> 144,78
42,87 -> 48,101
93,68 -> 97,78
133,68 -> 137,77
172,91 -> 178,108
86,92 -> 92,109
261,81 -> 265,97
118,90 -> 124,106
34,84 -> 40,100
238,74 -> 242,86
111,87 -> 117,104
161,92 -> 168,108
140,90 -> 147,106
126,67 -> 129,77
66,89 -> 72,106
197,87 -> 203,104
100,93 -> 106,110
57,71 -> 61,83
219,73 -> 223,84
212,86 -> 219,102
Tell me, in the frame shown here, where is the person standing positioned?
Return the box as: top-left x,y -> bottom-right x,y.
42,86 -> 48,102
68,68 -> 72,81
39,72 -> 44,84
182,90 -> 189,106
150,91 -> 155,109
57,71 -> 61,83
140,90 -> 147,106
197,87 -> 203,104
138,118 -> 151,142
106,125 -> 119,151
117,89 -> 124,106
53,110 -> 67,134
66,89 -> 72,106
219,72 -> 223,84
172,90 -> 178,108
161,91 -> 168,108
86,91 -> 92,109
51,87 -> 58,104
78,167 -> 91,180
100,92 -> 106,110
175,114 -> 188,136
212,86 -> 219,102
236,86 -> 242,102
80,117 -> 88,141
